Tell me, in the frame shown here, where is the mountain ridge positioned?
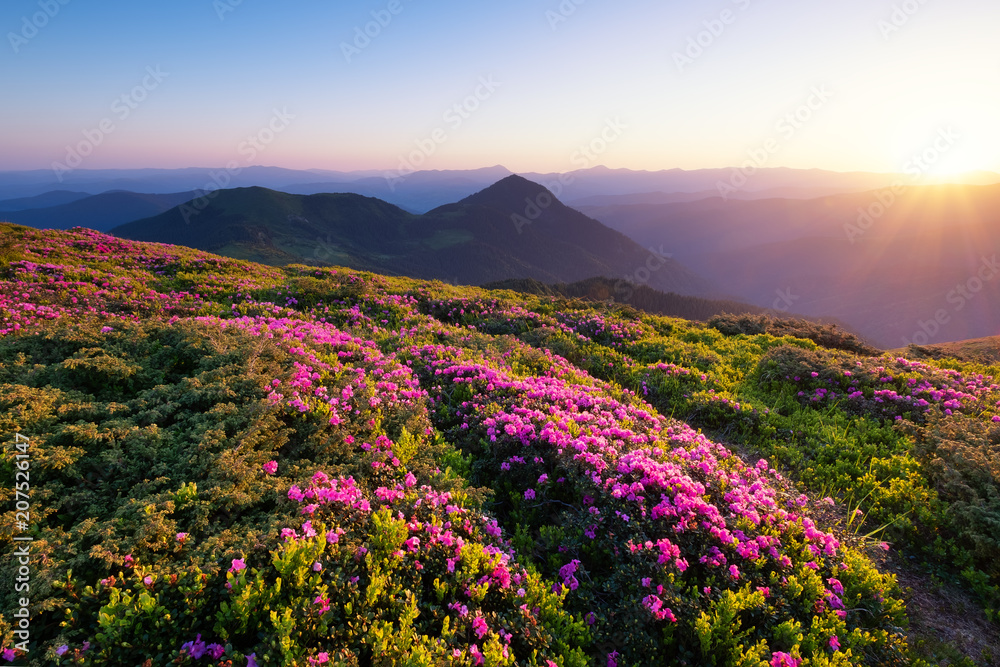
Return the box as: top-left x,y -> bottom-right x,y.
110,177 -> 713,296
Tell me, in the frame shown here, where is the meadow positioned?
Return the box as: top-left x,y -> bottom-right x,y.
0,223 -> 997,666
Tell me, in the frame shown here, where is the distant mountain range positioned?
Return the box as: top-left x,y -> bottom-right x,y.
583,184 -> 1000,347
0,190 -> 91,210
111,175 -> 711,296
0,191 -> 199,232
4,165 -> 997,213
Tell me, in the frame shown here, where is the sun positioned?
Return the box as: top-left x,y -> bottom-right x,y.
911,142 -> 1000,182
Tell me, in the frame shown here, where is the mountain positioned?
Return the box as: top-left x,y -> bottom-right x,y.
0,166 -> 513,214
111,175 -> 712,295
280,165 -> 515,212
0,190 -> 201,232
0,190 -> 91,210
0,166 -> 363,199
5,165 -> 996,212
583,183 -> 1000,347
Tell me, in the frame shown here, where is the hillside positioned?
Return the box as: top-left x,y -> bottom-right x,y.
482,276 -> 876,351
111,176 -> 713,296
482,275 -> 772,321
896,335 -> 1000,365
1,223 -> 999,665
582,184 -> 1000,347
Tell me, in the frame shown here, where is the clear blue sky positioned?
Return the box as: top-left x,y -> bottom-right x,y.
2,0 -> 998,174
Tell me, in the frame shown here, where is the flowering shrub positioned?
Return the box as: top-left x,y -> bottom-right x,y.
401,341 -> 908,665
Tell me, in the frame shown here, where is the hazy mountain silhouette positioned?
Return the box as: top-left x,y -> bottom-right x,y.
111,176 -> 711,295
522,165 -> 1000,202
567,186 -> 869,207
585,183 -> 1000,347
5,165 -> 995,211
281,166 -> 515,212
0,190 -> 91,210
0,191 -> 201,232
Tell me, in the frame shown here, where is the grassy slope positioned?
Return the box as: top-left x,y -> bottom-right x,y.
0,223 -> 997,665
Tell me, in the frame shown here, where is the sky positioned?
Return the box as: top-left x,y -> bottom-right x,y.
1,0 -> 998,175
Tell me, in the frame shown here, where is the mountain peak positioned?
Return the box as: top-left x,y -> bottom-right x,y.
459,174 -> 564,213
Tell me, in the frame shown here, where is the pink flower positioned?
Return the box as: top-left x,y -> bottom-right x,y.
524,488 -> 535,500
56,645 -> 69,656
312,561 -> 323,572
207,643 -> 225,659
247,654 -> 258,667
262,460 -> 278,475
176,532 -> 188,542
472,616 -> 489,639
308,652 -> 330,665
143,575 -> 153,586
829,635 -> 841,651
770,652 -> 801,667
230,558 -> 246,573
404,472 -> 417,487
182,635 -> 207,659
